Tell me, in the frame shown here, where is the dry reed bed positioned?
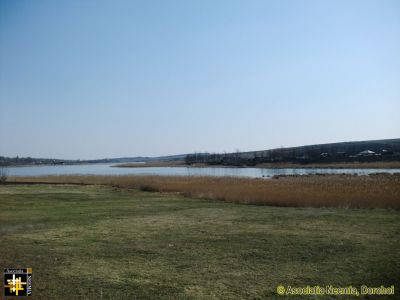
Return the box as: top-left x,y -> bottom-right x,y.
9,174 -> 400,209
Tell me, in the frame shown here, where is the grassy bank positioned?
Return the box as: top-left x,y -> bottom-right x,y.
9,174 -> 400,209
0,184 -> 399,299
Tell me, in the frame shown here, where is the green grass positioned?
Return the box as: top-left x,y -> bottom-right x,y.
0,184 -> 399,299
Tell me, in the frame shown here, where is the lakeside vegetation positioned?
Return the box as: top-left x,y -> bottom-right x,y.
1,184 -> 398,299
9,174 -> 400,209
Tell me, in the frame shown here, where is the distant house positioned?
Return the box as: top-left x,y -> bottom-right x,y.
357,150 -> 376,157
320,153 -> 329,158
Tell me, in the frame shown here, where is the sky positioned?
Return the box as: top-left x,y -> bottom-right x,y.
0,0 -> 399,159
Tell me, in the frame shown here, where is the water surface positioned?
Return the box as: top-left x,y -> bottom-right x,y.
5,164 -> 400,178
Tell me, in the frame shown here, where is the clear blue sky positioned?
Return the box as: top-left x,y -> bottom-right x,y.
1,0 -> 399,159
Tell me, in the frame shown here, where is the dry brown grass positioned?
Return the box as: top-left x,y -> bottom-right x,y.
8,174 -> 400,209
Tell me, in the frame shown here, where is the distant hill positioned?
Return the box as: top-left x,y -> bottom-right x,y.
0,154 -> 188,166
185,138 -> 400,166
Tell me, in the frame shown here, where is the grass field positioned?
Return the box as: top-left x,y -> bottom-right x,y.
0,184 -> 399,299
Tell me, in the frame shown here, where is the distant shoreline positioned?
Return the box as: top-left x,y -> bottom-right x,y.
112,161 -> 400,169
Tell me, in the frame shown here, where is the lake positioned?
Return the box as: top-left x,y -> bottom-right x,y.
4,164 -> 400,178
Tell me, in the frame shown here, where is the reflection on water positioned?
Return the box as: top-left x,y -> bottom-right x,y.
5,164 -> 400,178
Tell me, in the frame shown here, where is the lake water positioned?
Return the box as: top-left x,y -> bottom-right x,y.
4,164 -> 400,178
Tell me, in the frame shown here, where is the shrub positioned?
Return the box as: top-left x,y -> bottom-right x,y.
139,185 -> 159,192
0,167 -> 8,184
